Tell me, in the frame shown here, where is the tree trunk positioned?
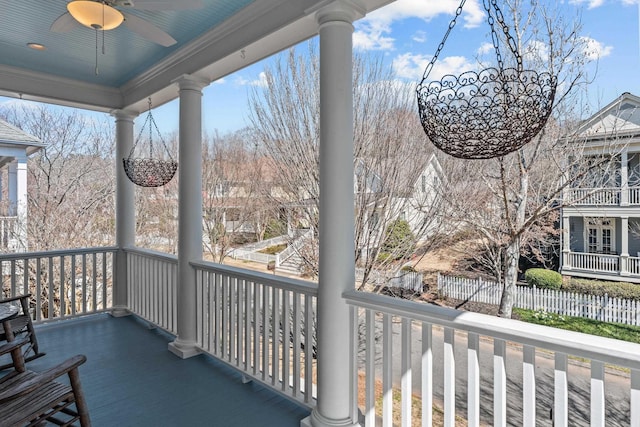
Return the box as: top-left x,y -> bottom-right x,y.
499,237 -> 520,318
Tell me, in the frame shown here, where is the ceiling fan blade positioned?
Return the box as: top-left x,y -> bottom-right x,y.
50,12 -> 79,33
116,0 -> 203,10
122,12 -> 177,47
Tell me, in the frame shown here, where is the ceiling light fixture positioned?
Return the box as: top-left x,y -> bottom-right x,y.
67,1 -> 124,30
27,43 -> 46,51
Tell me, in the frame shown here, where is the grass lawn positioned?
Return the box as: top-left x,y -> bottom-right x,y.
513,308 -> 640,344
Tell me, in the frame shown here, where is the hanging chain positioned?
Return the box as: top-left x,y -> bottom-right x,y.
420,0 -> 467,81
147,98 -> 154,158
483,0 -> 523,72
130,98 -> 174,160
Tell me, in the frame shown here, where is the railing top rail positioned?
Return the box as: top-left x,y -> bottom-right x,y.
125,246 -> 178,263
343,289 -> 640,370
0,246 -> 117,261
191,259 -> 318,295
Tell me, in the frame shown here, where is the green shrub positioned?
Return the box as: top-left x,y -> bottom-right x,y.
564,278 -> 640,300
400,265 -> 416,272
381,219 -> 416,261
524,268 -> 562,289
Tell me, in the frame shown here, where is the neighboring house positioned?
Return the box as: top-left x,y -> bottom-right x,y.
0,118 -> 45,252
561,92 -> 640,283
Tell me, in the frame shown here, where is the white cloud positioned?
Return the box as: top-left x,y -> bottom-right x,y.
355,0 -> 484,51
569,0 -> 605,8
580,36 -> 613,60
476,42 -> 493,56
412,30 -> 427,43
235,72 -> 268,88
392,52 -> 475,81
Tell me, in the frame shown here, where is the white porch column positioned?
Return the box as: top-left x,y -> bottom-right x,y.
562,215 -> 571,270
169,74 -> 208,359
7,162 -> 16,216
621,150 -> 629,206
15,155 -> 27,251
305,2 -> 363,427
112,110 -> 137,317
621,216 -> 629,275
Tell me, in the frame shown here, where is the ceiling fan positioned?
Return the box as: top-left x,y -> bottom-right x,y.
50,0 -> 204,47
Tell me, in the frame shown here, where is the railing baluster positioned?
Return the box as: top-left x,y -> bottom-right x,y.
365,309 -> 375,427
272,286 -> 279,387
401,317 -> 412,427
382,313 -> 392,427
494,339 -> 507,427
554,352 -> 568,427
282,289 -> 290,393
422,322 -> 433,427
468,332 -> 480,427
292,292 -> 301,398
444,327 -> 455,427
523,345 -> 536,427
304,294 -> 313,403
632,369 -> 640,426
590,360 -> 605,427
60,255 -> 66,316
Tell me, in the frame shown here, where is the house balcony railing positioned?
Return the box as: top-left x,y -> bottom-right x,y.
2,246 -> 640,424
564,186 -> 640,206
563,251 -> 640,279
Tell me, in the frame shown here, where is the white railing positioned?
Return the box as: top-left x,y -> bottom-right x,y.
565,187 -> 620,205
570,252 -> 619,273
629,187 -> 640,205
192,260 -> 318,408
438,274 -> 640,326
345,289 -> 640,426
229,250 -> 277,265
0,216 -> 16,248
276,228 -> 313,267
628,256 -> 640,275
126,247 -> 178,335
0,247 -> 116,323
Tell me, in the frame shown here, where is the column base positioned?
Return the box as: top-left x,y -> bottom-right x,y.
168,339 -> 201,359
301,408 -> 361,427
109,307 -> 131,318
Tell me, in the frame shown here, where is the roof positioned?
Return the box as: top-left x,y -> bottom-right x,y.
0,118 -> 45,160
571,92 -> 640,141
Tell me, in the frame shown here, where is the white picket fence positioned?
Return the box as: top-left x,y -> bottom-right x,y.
437,273 -> 640,326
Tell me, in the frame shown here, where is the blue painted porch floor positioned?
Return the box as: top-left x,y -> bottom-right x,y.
14,313 -> 310,427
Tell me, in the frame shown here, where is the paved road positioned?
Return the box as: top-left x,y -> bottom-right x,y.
368,321 -> 631,426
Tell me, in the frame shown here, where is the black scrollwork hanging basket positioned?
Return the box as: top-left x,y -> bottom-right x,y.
416,0 -> 557,160
123,99 -> 177,187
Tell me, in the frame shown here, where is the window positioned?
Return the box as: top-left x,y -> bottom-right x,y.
585,218 -> 615,254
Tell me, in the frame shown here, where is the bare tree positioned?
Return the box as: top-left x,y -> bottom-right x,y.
0,104 -> 115,251
201,129 -> 278,262
443,0 -> 617,317
249,42 -> 445,286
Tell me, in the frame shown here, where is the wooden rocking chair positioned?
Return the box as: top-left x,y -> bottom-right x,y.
0,294 -> 45,370
0,334 -> 91,426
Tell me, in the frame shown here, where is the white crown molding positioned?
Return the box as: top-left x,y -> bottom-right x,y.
0,65 -> 123,112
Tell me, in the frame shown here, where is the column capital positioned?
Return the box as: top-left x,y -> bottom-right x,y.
172,74 -> 209,92
110,109 -> 138,121
311,0 -> 365,26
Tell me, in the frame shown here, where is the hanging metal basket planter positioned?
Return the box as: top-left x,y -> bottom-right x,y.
416,0 -> 557,160
123,99 -> 177,187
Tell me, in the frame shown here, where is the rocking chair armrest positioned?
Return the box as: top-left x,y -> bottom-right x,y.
0,294 -> 31,304
0,355 -> 87,404
0,336 -> 29,357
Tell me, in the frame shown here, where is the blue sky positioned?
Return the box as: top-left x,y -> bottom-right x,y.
3,0 -> 640,136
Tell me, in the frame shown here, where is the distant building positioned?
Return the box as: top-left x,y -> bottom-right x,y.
0,119 -> 45,252
561,92 -> 640,283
